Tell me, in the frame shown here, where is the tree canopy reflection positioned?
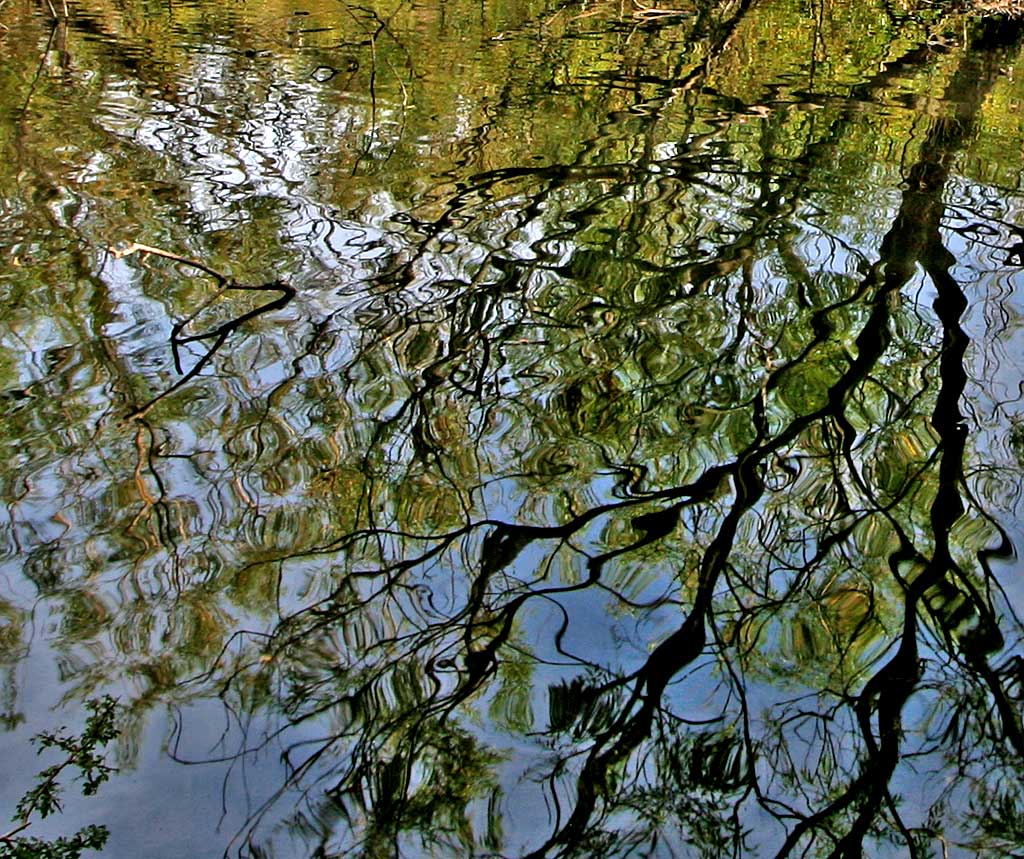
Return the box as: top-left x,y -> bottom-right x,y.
2,0 -> 1024,857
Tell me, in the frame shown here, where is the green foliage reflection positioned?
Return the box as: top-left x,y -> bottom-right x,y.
2,0 -> 1024,857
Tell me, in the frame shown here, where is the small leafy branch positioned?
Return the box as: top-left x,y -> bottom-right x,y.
1,697 -> 119,859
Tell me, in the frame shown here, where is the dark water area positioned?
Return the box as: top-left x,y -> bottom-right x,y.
2,0 -> 1024,856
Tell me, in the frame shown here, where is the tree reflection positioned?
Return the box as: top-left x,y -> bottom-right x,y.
134,13 -> 1024,859
3,0 -> 1024,857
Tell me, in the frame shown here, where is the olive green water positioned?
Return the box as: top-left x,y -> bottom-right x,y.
2,0 -> 1024,856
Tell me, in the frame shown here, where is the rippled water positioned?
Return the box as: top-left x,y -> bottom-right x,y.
2,0 -> 1024,856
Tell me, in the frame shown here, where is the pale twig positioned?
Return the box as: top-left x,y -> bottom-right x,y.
41,0 -> 69,19
631,0 -> 690,17
110,241 -> 228,283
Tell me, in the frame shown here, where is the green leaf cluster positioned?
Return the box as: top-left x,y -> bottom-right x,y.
1,697 -> 119,859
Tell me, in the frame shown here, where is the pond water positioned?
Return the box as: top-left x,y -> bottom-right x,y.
2,0 -> 1024,856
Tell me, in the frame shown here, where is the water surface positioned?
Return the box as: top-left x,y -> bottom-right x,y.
2,0 -> 1024,856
